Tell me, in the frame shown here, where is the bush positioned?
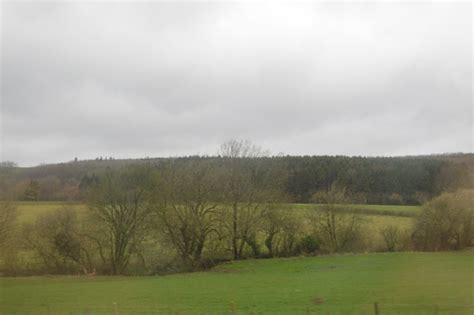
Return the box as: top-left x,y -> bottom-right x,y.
23,208 -> 98,274
380,225 -> 400,252
412,189 -> 474,251
296,235 -> 320,255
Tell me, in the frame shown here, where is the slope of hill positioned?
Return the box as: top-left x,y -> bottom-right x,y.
1,153 -> 472,204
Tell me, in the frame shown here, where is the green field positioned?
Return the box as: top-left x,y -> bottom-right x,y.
1,250 -> 472,314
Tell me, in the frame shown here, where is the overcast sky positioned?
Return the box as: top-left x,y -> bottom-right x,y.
1,2 -> 472,166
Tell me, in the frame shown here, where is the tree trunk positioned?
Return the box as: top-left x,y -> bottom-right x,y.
232,203 -> 239,259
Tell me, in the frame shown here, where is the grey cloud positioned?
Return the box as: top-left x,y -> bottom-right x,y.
1,2 -> 472,166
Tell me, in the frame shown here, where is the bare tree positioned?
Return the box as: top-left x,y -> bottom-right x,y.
153,160 -> 221,267
310,184 -> 360,253
23,208 -> 96,274
262,205 -> 303,257
219,140 -> 283,259
87,167 -> 154,274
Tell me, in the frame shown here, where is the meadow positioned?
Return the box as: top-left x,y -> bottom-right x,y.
13,201 -> 416,253
14,201 -> 86,223
1,250 -> 472,314
14,201 -> 420,222
294,203 -> 421,217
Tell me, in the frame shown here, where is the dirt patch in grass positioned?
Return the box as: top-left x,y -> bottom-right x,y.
312,297 -> 325,305
211,267 -> 243,274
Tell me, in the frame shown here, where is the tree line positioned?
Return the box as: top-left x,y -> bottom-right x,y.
1,152 -> 472,205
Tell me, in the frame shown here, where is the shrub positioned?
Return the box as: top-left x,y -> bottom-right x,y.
380,225 -> 400,252
412,189 -> 473,251
23,208 -> 98,274
296,235 -> 320,255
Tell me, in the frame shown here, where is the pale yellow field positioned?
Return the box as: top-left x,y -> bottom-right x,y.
13,201 -> 414,250
14,201 -> 87,223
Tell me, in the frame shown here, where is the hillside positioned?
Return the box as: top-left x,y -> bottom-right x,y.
1,153 -> 473,204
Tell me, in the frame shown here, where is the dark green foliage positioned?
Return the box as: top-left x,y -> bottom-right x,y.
285,156 -> 448,204
4,153 -> 472,204
78,173 -> 100,197
296,235 -> 320,254
23,180 -> 40,201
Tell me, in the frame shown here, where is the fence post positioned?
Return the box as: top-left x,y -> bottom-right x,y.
373,302 -> 379,315
230,302 -> 237,315
112,302 -> 118,315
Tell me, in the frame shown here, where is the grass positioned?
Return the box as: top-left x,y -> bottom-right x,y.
3,202 -> 468,314
350,204 -> 421,213
1,250 -> 472,314
294,203 -> 421,217
14,202 -> 420,223
12,201 -> 415,251
14,202 -> 86,223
